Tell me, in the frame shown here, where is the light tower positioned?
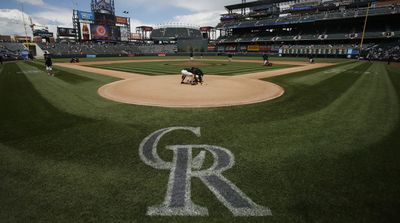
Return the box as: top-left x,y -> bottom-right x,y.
91,0 -> 115,15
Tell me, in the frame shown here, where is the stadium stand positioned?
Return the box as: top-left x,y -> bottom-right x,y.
365,40 -> 400,61
150,27 -> 207,52
151,27 -> 203,40
0,42 -> 26,59
38,42 -> 176,56
216,0 -> 400,58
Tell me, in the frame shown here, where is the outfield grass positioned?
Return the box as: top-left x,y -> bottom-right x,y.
48,55 -> 351,64
86,60 -> 297,76
0,60 -> 399,222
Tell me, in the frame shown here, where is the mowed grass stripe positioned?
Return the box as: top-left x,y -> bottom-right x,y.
0,63 -> 89,142
111,65 -> 180,73
288,61 -> 359,85
245,62 -> 374,121
95,66 -> 178,75
94,65 -> 179,74
87,60 -> 295,76
232,63 -> 400,223
27,61 -> 93,84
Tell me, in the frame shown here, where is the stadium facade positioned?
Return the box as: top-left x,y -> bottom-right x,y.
216,0 -> 400,58
65,0 -> 131,42
2,0 -> 399,60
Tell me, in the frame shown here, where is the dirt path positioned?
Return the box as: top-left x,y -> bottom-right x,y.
241,63 -> 333,79
56,63 -> 147,79
55,59 -> 334,108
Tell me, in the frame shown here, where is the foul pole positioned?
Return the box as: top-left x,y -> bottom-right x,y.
20,3 -> 29,44
359,3 -> 371,53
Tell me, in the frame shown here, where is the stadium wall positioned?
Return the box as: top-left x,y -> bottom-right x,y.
177,39 -> 208,52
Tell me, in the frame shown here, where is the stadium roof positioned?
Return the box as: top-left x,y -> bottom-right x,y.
225,0 -> 288,10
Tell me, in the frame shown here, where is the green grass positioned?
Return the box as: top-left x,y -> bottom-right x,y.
0,60 -> 399,222
48,55 -> 350,64
86,60 -> 297,76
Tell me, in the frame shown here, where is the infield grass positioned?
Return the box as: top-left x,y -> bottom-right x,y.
49,55 -> 350,64
0,60 -> 399,223
86,60 -> 297,76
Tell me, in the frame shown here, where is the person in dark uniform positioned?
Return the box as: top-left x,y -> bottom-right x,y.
191,67 -> 204,85
0,55 -> 3,65
308,54 -> 315,63
262,53 -> 270,66
45,56 -> 53,76
388,54 -> 393,65
366,53 -> 372,62
228,53 -> 233,62
190,51 -> 194,60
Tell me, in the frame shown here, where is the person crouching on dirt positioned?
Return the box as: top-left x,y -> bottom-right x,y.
262,53 -> 271,66
308,55 -> 315,64
191,67 -> 204,85
181,67 -> 204,85
181,68 -> 195,84
228,53 -> 233,62
70,57 -> 80,63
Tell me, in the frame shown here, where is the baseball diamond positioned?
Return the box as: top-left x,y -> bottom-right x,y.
55,59 -> 331,107
1,0 -> 400,222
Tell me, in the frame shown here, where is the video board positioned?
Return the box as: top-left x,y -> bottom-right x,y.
94,12 -> 116,26
91,25 -> 121,41
110,26 -> 121,41
57,27 -> 76,37
33,29 -> 53,38
91,25 -> 110,40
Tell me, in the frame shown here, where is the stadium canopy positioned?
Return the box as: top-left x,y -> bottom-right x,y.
225,0 -> 288,10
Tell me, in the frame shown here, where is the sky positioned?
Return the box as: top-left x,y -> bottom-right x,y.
0,0 -> 238,37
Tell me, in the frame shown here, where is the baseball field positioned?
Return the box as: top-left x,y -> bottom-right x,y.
1,56 -> 399,222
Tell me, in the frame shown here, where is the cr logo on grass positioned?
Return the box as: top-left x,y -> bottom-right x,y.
139,127 -> 272,216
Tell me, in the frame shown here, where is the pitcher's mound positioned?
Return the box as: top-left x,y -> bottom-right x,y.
98,75 -> 284,108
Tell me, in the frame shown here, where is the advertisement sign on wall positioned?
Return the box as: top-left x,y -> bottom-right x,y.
200,27 -> 211,32
259,45 -> 271,51
77,11 -> 94,21
207,45 -> 216,51
115,16 -> 128,25
120,27 -> 129,41
225,45 -> 237,52
80,23 -> 92,41
143,26 -> 153,32
131,33 -> 142,40
247,45 -> 260,52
